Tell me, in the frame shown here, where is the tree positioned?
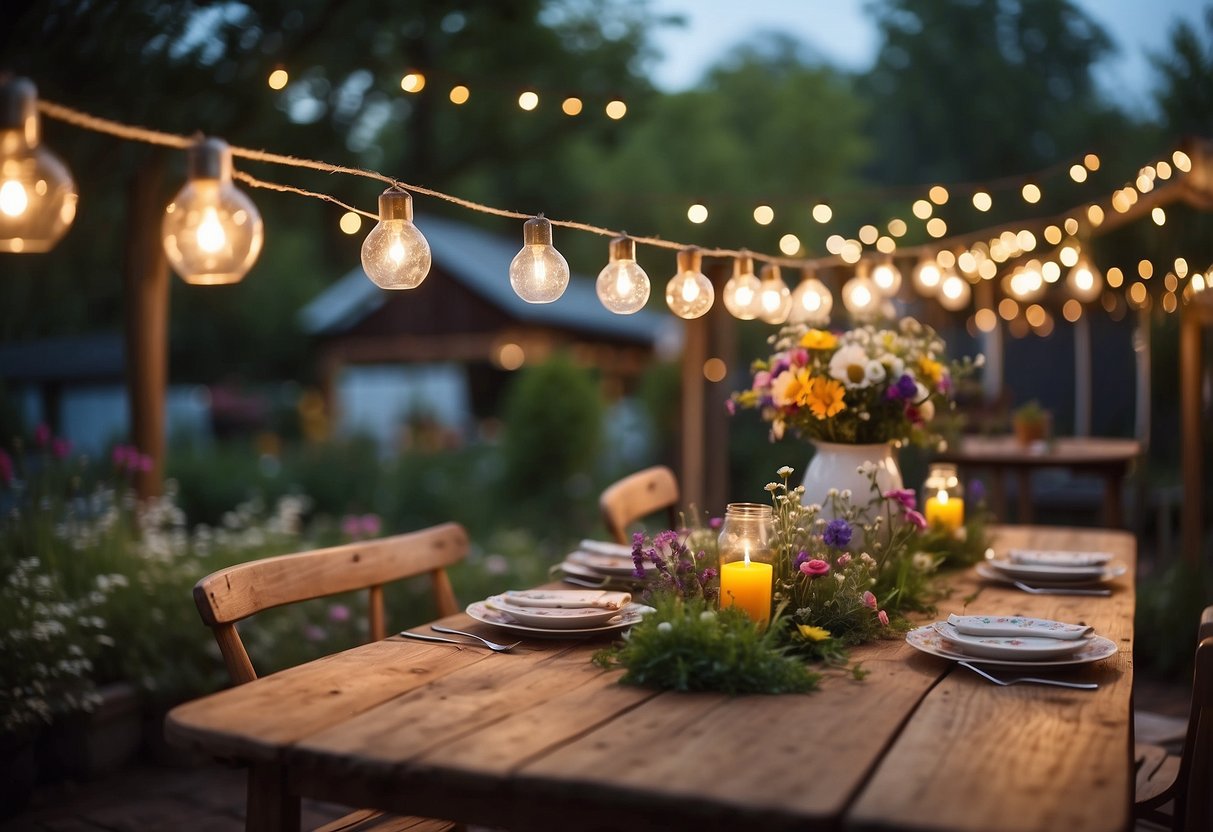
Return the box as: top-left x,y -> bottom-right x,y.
1151,5 -> 1213,139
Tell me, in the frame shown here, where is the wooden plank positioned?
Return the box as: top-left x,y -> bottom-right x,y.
166,624 -> 493,762
846,526 -> 1135,832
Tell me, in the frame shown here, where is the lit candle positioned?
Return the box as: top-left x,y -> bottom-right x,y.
719,547 -> 772,626
925,490 -> 965,532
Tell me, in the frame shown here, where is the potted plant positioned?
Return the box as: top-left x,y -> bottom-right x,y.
1011,400 -> 1052,446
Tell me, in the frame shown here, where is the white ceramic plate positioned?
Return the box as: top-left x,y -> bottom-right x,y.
565,549 -> 637,576
578,539 -> 634,558
984,558 -> 1127,583
484,595 -> 624,629
930,621 -> 1092,660
976,562 -> 1125,588
557,560 -> 639,589
1007,549 -> 1113,567
466,601 -> 653,638
906,624 -> 1118,670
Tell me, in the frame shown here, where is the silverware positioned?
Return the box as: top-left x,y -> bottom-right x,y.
398,630 -> 519,652
431,625 -> 523,652
957,661 -> 1098,690
1012,580 -> 1111,597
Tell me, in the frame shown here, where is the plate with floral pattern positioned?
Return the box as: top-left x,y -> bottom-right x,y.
976,562 -> 1125,588
466,601 -> 653,638
930,621 -> 1092,660
906,623 -> 1118,669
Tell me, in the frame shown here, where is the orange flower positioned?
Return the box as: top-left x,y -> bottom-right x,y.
772,368 -> 813,408
799,329 -> 838,350
806,376 -> 847,419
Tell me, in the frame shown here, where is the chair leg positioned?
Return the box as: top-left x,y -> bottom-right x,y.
247,762 -> 301,831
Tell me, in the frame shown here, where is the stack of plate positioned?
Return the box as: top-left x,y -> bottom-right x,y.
554,540 -> 643,589
466,588 -> 652,638
906,613 -> 1118,669
977,548 -> 1126,588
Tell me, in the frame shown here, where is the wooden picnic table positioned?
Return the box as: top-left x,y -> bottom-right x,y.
939,436 -> 1142,528
166,525 -> 1136,832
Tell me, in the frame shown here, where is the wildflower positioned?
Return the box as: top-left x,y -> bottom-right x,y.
360,514 -> 382,537
864,360 -> 887,385
303,624 -> 327,642
699,610 -> 716,622
777,465 -> 794,478
799,329 -> 838,350
836,553 -> 851,568
883,488 -> 917,511
708,516 -> 723,530
918,357 -> 944,386
903,509 -> 928,530
912,552 -> 937,572
328,604 -> 351,623
800,558 -> 830,577
797,624 -> 832,642
656,621 -> 673,634
968,479 -> 986,504
823,519 -> 852,548
771,368 -> 812,408
828,345 -> 871,388
806,376 -> 847,419
34,424 -> 51,447
725,398 -> 736,415
885,373 -> 918,401
340,515 -> 362,539
877,610 -> 890,627
51,438 -> 71,460
794,550 -> 810,568
857,460 -> 877,476
764,482 -> 779,493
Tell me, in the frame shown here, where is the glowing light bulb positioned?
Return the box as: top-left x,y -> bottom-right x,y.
842,269 -> 879,320
510,216 -> 569,303
665,247 -> 713,319
757,264 -> 791,324
789,269 -> 832,325
162,137 -> 262,284
359,187 -> 430,289
596,235 -> 650,314
722,252 -> 763,320
938,270 -> 971,311
1067,256 -> 1102,302
871,258 -> 902,296
0,77 -> 77,253
912,258 -> 942,296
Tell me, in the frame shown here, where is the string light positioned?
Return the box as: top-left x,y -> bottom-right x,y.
998,298 -> 1019,320
518,91 -> 539,111
449,85 -> 470,105
752,205 -> 774,225
1087,204 -> 1104,226
938,270 -> 971,311
665,246 -> 713,319
562,97 -> 583,116
875,235 -> 896,254
1041,261 -> 1061,283
913,258 -> 942,296
928,185 -> 949,205
972,191 -> 992,212
911,199 -> 932,219
1084,153 -> 1100,171
339,211 -> 361,235
974,308 -> 997,332
1107,266 -> 1124,288
400,72 -> 425,93
779,233 -> 801,256
756,264 -> 791,324
789,267 -> 832,325
605,100 -> 627,120
510,215 -> 568,303
0,77 -> 77,253
1157,161 -> 1172,179
1066,256 -> 1102,302
360,187 -> 430,290
162,137 -> 262,284
812,203 -> 832,223
596,235 -> 650,314
1139,259 -> 1154,279
858,224 -> 878,245
887,218 -> 907,237
267,69 -> 288,90
1021,183 -> 1041,203
1062,299 -> 1083,322
687,203 -> 708,224
1069,164 -> 1087,183
722,251 -> 762,320
871,256 -> 902,296
1175,257 -> 1189,278
1058,239 -> 1079,268
825,234 -> 845,255
841,264 -> 879,319
1152,207 -> 1166,225
926,217 -> 947,238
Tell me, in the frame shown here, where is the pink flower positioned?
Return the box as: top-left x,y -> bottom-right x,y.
752,370 -> 771,390
341,515 -> 362,538
882,488 -> 918,511
51,437 -> 71,460
862,590 -> 877,609
0,449 -> 12,485
328,604 -> 351,623
725,399 -> 736,415
904,509 -> 928,530
33,424 -> 50,447
138,454 -> 155,472
877,609 -> 890,627
790,348 -> 809,366
112,445 -> 131,469
303,624 -> 328,642
360,514 -> 382,537
836,553 -> 851,568
799,558 -> 830,577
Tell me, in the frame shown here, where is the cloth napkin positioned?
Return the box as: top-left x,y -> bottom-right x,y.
578,539 -> 635,558
947,613 -> 1093,640
1007,549 -> 1112,567
498,589 -> 631,610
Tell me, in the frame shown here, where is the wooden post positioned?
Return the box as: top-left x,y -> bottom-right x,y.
1073,314 -> 1091,436
679,311 -> 708,514
123,151 -> 170,500
704,261 -> 733,515
1180,306 -> 1203,567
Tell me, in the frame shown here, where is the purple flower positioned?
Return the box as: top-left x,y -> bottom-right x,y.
51,437 -> 71,460
112,445 -> 131,469
800,558 -> 830,577
794,550 -> 810,568
708,516 -> 722,530
328,604 -> 351,623
360,514 -> 381,537
968,479 -> 986,504
770,357 -> 790,377
303,624 -> 328,642
886,374 -> 918,401
341,515 -> 362,539
138,454 -> 154,473
33,424 -> 50,447
904,509 -> 928,530
823,519 -> 852,548
883,488 -> 918,511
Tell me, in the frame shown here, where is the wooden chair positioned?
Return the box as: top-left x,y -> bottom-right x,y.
1136,605 -> 1213,832
599,465 -> 680,545
192,523 -> 468,832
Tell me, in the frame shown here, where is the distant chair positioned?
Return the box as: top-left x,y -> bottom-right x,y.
1135,605 -> 1213,831
192,523 -> 467,832
599,465 -> 680,544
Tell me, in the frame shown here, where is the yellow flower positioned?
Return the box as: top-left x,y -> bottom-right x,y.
771,368 -> 813,408
797,624 -> 832,642
918,357 -> 943,386
805,376 -> 847,419
800,329 -> 838,350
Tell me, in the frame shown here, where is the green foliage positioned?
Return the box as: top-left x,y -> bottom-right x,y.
593,596 -> 819,695
1151,7 -> 1213,138
1136,559 -> 1213,677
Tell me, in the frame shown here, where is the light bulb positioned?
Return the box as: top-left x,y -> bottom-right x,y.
789,268 -> 833,325
162,137 -> 263,284
938,270 -> 971,311
1067,256 -> 1102,302
723,252 -> 762,320
1007,260 -> 1045,301
912,258 -> 942,296
596,235 -> 650,314
510,216 -> 569,303
871,257 -> 902,296
665,246 -> 713,319
842,270 -> 880,319
0,77 -> 77,253
757,263 -> 791,324
360,187 -> 431,289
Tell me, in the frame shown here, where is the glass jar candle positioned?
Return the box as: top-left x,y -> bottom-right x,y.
716,503 -> 775,626
923,463 -> 965,532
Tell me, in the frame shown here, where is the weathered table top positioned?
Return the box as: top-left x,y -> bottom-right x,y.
942,435 -> 1142,468
166,525 -> 1136,832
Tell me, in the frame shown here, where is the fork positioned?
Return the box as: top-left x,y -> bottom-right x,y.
1012,580 -> 1111,597
957,661 -> 1098,690
431,625 -> 523,652
398,630 -> 519,652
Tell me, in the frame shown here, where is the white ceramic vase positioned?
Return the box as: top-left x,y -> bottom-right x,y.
800,440 -> 903,513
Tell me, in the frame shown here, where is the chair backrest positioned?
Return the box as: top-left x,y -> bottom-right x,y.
1173,605 -> 1213,832
599,466 -> 680,545
193,522 -> 468,685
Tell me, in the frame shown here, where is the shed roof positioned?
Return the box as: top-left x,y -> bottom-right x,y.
299,213 -> 666,345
